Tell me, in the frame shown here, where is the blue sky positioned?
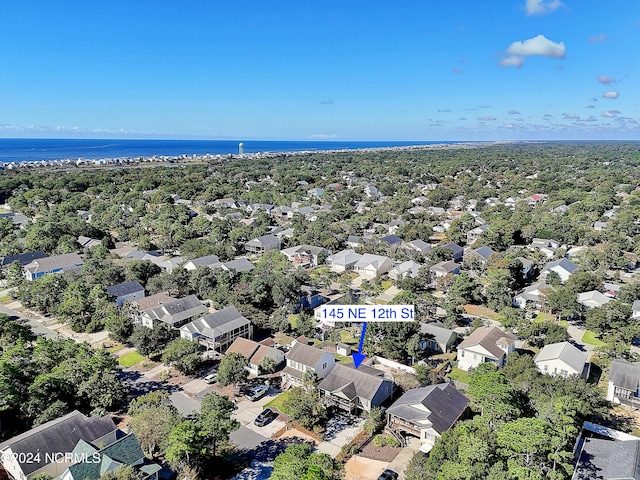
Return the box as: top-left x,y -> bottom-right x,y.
0,0 -> 638,140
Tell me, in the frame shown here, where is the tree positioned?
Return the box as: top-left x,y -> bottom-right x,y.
165,420 -> 208,469
468,363 -> 520,426
217,352 -> 249,398
128,391 -> 182,455
496,417 -> 553,473
162,339 -> 203,375
130,324 -> 175,358
282,386 -> 327,430
363,406 -> 385,435
259,356 -> 277,375
104,308 -> 134,343
414,363 -> 432,385
99,466 -> 144,480
272,444 -> 338,480
197,392 -> 239,457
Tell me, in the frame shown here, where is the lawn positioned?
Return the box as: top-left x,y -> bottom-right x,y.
106,345 -> 124,353
265,391 -> 292,415
288,314 -> 300,329
0,295 -> 12,304
448,367 -> 472,384
381,280 -> 393,290
118,351 -> 146,367
464,304 -> 500,321
532,312 -> 555,323
582,330 -> 606,347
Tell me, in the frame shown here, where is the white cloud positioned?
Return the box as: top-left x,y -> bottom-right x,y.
589,34 -> 607,44
508,110 -> 521,114
602,91 -> 620,99
525,0 -> 563,16
597,75 -> 616,84
501,35 -> 566,67
309,134 -> 337,139
562,113 -> 580,120
601,110 -> 621,118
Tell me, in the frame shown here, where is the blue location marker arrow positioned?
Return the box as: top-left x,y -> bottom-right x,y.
352,322 -> 368,369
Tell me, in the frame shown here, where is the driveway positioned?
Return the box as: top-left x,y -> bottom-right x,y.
387,438 -> 420,480
317,413 -> 365,458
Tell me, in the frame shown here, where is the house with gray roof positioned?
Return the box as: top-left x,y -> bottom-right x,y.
429,261 -> 460,278
468,246 -> 497,264
577,290 -> 611,309
386,384 -> 469,452
59,432 -> 161,480
513,282 -> 554,310
0,411 -> 116,480
353,254 -> 394,277
220,258 -> 255,272
326,249 -> 362,272
388,260 -> 422,281
318,363 -> 394,413
420,322 -> 458,353
282,342 -> 336,387
457,326 -> 516,372
180,305 -> 252,352
466,224 -> 489,244
534,341 -> 589,379
106,280 -> 144,307
440,243 -> 464,262
140,294 -> 207,329
404,239 -> 432,256
244,234 -> 281,254
540,258 -> 579,283
183,254 -> 221,271
607,359 -> 640,407
280,245 -> 329,267
529,238 -> 560,258
573,422 -> 640,480
23,252 -> 84,281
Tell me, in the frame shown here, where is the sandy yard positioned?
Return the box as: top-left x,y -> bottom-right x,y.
344,455 -> 388,480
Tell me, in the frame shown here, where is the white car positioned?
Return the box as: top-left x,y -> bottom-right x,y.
204,373 -> 218,384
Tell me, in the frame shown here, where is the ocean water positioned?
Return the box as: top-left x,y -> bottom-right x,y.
0,138 -> 454,163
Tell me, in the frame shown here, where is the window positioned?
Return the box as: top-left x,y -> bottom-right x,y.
461,350 -> 465,357
544,365 -> 548,371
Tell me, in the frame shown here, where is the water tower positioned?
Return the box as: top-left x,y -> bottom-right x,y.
238,143 -> 244,155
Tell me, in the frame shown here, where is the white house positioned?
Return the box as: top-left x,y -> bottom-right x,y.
534,341 -> 588,379
430,261 -> 460,278
513,282 -> 553,310
353,254 -> 395,277
388,260 -> 422,281
607,360 -> 640,406
529,238 -> 560,258
281,342 -> 336,386
540,258 -> 579,283
457,326 -> 517,372
183,254 -> 221,271
326,249 -> 362,272
577,290 -> 612,309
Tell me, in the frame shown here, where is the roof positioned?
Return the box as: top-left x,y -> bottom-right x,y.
380,235 -> 402,245
472,246 -> 496,261
287,342 -> 331,368
223,258 -> 255,272
458,326 -> 516,361
387,384 -> 469,433
574,436 -> 640,480
542,258 -> 579,274
609,360 -> 640,391
406,239 -> 432,253
133,292 -> 176,310
186,254 -> 220,268
0,411 -> 116,476
430,261 -> 459,273
106,280 -> 144,297
0,250 -> 47,267
143,295 -> 207,326
577,290 -> 611,308
353,254 -> 392,271
441,243 -> 463,255
318,363 -> 389,402
226,337 -> 260,360
534,342 -> 587,373
327,249 -> 362,266
420,323 -> 458,346
390,260 -> 421,276
181,306 -> 250,339
634,300 -> 640,312
245,234 -> 280,247
24,252 -> 83,274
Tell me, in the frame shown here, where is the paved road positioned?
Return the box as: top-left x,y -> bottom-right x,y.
0,304 -> 58,339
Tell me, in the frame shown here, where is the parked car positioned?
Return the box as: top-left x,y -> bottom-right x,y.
246,385 -> 269,402
203,373 -> 217,384
254,407 -> 278,427
377,470 -> 398,480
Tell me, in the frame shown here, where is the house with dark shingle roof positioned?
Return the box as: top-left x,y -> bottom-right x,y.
183,254 -> 221,271
318,363 -> 394,413
0,411 -> 116,480
386,383 -> 470,452
282,342 -> 336,387
106,280 -> 144,307
59,432 -> 161,480
457,326 -> 516,372
607,360 -> 640,407
540,258 -> 579,283
180,305 -> 252,352
23,253 -> 84,281
0,251 -> 46,268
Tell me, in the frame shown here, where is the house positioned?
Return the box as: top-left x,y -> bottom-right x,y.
593,221 -> 608,231
244,234 -> 281,254
352,254 -> 394,277
534,342 -> 589,379
225,337 -> 284,375
633,300 -> 640,320
513,282 -> 553,309
404,240 -> 432,256
466,225 -> 489,244
606,359 -> 640,406
386,384 -> 470,452
540,258 -> 579,283
318,363 -> 394,413
411,196 -> 428,204
106,280 -> 145,307
529,238 -> 560,258
183,254 -> 221,271
440,243 -> 464,262
307,187 -> 324,197
24,253 -> 84,281
525,193 -> 547,206
337,343 -> 352,356
281,342 -> 336,386
517,256 -> 535,279
468,246 -> 496,264
379,235 -> 403,247
456,326 -> 517,372
140,295 -> 208,329
0,251 -> 47,268
0,411 -> 117,480
419,323 -> 458,353
550,204 -> 569,215
428,207 -> 445,216
325,249 -> 362,272
180,305 -> 252,352
429,261 -> 460,278
345,236 -> 371,249
573,422 -> 640,480
300,285 -> 328,310
77,236 -> 102,249
220,258 -> 255,272
280,245 -> 329,267
59,432 -> 161,480
577,290 -> 612,309
388,261 -> 421,281
364,185 -> 381,199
